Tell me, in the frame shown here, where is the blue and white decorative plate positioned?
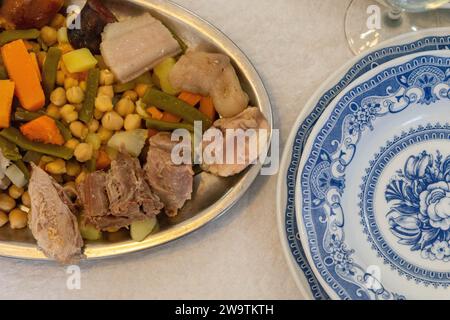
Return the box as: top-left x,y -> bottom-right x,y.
277,28 -> 450,300
297,50 -> 450,300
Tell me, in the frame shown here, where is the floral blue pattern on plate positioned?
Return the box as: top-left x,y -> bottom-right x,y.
297,52 -> 450,300
280,30 -> 450,300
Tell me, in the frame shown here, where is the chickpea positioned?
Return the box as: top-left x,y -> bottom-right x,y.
95,95 -> 113,113
60,104 -> 78,123
40,156 -> 55,164
74,143 -> 93,162
21,192 -> 31,208
102,111 -> 123,131
124,114 -> 142,131
66,86 -> 85,104
65,138 -> 80,150
97,127 -> 113,143
94,109 -> 104,120
97,86 -> 114,98
9,209 -> 28,229
79,80 -> 87,91
50,87 -> 67,107
88,119 -> 100,133
135,83 -> 149,98
115,97 -> 135,117
66,160 -> 81,177
45,159 -> 67,175
86,133 -> 101,150
122,90 -> 138,102
100,69 -> 115,86
75,170 -> 87,184
0,211 -> 8,228
46,104 -> 61,120
0,194 -> 15,212
70,121 -> 88,139
40,26 -> 57,46
50,13 -> 66,29
8,185 -> 24,200
64,77 -> 79,90
56,70 -> 65,86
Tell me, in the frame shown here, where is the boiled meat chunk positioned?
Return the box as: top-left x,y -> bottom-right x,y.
145,133 -> 194,217
28,164 -> 83,264
201,107 -> 269,177
169,51 -> 249,118
78,152 -> 163,230
100,13 -> 181,83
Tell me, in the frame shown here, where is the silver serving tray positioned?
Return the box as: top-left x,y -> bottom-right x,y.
0,0 -> 272,260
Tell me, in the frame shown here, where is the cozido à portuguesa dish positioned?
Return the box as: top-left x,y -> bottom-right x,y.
0,0 -> 270,263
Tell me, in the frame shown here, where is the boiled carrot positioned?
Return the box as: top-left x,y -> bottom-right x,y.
178,91 -> 202,107
199,97 -> 216,121
29,52 -> 41,82
0,80 -> 15,128
1,39 -> 45,111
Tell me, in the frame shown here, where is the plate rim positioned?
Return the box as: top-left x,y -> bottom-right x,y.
295,49 -> 450,300
0,0 -> 273,261
276,28 -> 450,300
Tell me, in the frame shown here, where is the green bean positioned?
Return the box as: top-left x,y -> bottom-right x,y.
22,151 -> 42,164
0,128 -> 73,160
113,81 -> 136,93
0,66 -> 7,80
134,72 -> 153,85
43,47 -> 62,99
14,160 -> 30,180
14,109 -> 72,141
0,29 -> 40,46
86,156 -> 97,173
55,121 -> 72,141
0,136 -> 22,161
95,55 -> 108,70
162,23 -> 188,53
146,119 -> 194,132
143,88 -> 212,128
79,68 -> 100,124
14,109 -> 41,122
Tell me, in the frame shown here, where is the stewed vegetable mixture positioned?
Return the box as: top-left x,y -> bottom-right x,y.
0,0 -> 269,263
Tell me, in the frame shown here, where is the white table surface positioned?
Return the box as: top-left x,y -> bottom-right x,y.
0,0 -> 353,300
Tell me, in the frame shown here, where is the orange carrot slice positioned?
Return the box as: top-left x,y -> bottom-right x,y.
0,80 -> 15,128
1,40 -> 45,111
147,106 -> 164,120
29,52 -> 42,82
199,97 -> 216,121
20,115 -> 65,146
161,112 -> 181,123
96,150 -> 111,170
178,91 -> 202,106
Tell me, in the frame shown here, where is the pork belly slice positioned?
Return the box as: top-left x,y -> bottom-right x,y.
100,13 -> 181,83
201,107 -> 269,177
169,51 -> 249,118
106,152 -> 163,219
145,133 -> 194,217
28,164 -> 83,264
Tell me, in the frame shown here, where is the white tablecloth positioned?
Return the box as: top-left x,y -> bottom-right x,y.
0,0 -> 352,299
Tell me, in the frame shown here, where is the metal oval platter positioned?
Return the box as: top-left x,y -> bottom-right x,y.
297,50 -> 450,300
0,0 -> 272,260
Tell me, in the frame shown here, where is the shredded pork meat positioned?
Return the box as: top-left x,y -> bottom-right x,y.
145,133 -> 194,217
28,164 -> 83,264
